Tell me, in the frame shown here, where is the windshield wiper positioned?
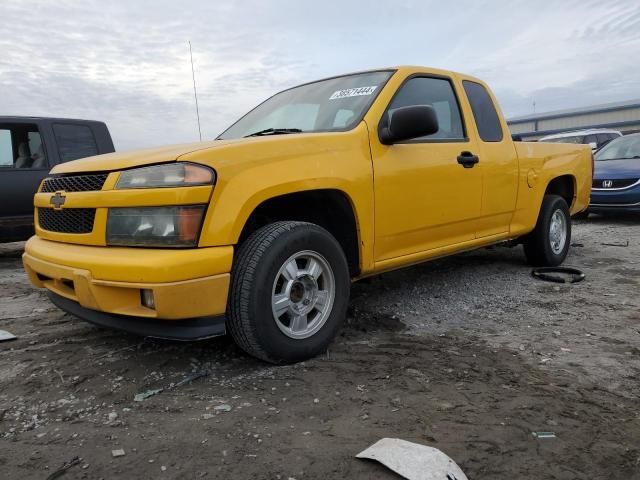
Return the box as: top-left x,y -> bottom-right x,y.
244,128 -> 303,138
599,156 -> 640,160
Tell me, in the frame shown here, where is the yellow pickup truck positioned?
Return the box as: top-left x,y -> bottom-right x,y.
23,66 -> 592,363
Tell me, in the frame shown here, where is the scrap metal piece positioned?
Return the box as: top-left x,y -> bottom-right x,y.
356,438 -> 468,480
46,456 -> 81,480
133,371 -> 208,402
133,388 -> 163,402
168,371 -> 208,390
601,240 -> 629,247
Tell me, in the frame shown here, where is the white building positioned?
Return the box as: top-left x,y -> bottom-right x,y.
507,99 -> 640,140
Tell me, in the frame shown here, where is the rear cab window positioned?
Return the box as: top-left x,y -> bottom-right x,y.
53,123 -> 99,162
385,76 -> 466,141
0,124 -> 48,169
462,81 -> 503,142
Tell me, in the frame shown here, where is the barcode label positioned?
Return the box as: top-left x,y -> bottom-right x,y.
329,86 -> 377,100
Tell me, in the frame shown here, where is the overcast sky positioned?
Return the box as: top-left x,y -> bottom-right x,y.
1,0 -> 639,150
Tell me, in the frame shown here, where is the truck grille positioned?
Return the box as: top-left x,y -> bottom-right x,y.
38,208 -> 96,234
593,178 -> 638,189
41,173 -> 108,193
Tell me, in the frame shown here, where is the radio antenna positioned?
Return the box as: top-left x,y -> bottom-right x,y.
189,41 -> 202,141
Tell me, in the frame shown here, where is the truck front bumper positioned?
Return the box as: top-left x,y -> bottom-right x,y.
22,237 -> 233,340
47,292 -> 226,340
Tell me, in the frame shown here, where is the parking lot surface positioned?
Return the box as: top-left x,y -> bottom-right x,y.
1,216 -> 639,479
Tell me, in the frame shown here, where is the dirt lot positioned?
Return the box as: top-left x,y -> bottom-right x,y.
1,216 -> 639,480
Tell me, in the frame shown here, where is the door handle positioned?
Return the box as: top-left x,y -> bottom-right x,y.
457,151 -> 479,168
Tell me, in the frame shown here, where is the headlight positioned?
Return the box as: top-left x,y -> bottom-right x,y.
106,205 -> 206,247
116,163 -> 215,189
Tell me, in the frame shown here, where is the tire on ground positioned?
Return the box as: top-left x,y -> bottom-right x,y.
227,221 -> 350,364
523,194 -> 572,267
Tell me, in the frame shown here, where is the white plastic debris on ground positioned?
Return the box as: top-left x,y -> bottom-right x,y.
111,449 -> 126,458
356,438 -> 468,480
0,330 -> 17,342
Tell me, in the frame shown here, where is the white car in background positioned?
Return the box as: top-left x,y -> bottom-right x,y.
539,129 -> 622,151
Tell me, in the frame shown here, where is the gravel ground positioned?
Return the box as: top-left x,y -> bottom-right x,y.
0,215 -> 639,479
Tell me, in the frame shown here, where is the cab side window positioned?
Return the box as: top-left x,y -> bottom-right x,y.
0,125 -> 48,169
0,130 -> 13,167
462,80 -> 503,142
386,77 -> 465,141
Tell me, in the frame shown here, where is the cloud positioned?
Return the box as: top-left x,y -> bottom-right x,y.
1,0 -> 639,149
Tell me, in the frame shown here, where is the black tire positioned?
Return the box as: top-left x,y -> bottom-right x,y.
523,195 -> 571,267
227,221 -> 350,364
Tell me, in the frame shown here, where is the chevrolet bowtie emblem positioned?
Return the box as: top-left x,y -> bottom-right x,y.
50,192 -> 66,209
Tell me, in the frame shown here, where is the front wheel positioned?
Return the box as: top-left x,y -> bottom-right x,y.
227,221 -> 350,364
523,195 -> 571,266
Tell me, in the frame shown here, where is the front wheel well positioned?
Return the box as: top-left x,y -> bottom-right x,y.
238,190 -> 360,277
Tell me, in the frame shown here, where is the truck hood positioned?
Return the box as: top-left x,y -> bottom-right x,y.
49,130 -> 363,176
593,159 -> 640,179
50,139 -> 244,174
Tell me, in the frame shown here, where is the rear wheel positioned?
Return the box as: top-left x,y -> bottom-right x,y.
227,221 -> 350,364
523,195 -> 571,266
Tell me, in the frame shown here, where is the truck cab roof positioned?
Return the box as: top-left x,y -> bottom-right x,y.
0,116 -> 107,125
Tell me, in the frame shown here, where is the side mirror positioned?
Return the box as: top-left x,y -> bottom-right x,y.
589,142 -> 597,150
379,105 -> 439,145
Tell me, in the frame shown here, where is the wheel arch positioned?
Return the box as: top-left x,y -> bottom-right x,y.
237,189 -> 361,277
544,174 -> 576,209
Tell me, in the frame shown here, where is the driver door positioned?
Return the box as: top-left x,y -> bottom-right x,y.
369,76 -> 483,262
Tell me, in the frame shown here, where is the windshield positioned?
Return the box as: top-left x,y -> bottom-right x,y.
217,71 -> 394,140
595,134 -> 640,161
542,135 -> 584,144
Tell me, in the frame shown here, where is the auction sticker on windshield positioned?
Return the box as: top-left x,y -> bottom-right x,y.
329,86 -> 377,100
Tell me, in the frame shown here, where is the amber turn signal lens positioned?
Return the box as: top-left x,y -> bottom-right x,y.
178,206 -> 205,243
185,164 -> 214,184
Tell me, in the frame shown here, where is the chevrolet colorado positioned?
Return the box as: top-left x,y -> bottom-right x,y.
22,66 -> 592,363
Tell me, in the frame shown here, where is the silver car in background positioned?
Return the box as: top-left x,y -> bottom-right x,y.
540,129 -> 622,151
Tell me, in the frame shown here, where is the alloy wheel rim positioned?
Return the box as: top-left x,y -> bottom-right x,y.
549,209 -> 567,254
271,250 -> 335,339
